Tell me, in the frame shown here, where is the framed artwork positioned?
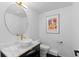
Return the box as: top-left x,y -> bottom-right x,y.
47,14 -> 60,34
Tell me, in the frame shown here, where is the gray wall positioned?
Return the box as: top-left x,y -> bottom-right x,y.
73,3 -> 79,52
39,6 -> 74,57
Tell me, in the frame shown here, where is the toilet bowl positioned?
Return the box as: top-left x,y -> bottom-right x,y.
40,44 -> 50,57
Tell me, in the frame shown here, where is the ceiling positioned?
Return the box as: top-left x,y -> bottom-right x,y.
25,2 -> 72,13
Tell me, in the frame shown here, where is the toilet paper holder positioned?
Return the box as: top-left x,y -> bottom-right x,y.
57,41 -> 63,44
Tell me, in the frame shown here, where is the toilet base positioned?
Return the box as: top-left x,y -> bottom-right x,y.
47,53 -> 61,57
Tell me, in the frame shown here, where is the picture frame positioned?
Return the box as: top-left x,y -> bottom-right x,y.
47,14 -> 60,34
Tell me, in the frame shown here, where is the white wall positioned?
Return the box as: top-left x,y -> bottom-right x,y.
73,3 -> 79,51
0,2 -> 39,48
26,8 -> 39,40
39,6 -> 74,57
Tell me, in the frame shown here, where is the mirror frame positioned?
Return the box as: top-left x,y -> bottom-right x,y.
4,3 -> 28,36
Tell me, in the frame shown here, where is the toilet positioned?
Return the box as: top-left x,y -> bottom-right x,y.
40,44 -> 50,57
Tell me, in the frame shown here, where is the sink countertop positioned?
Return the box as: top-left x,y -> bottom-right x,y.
0,40 -> 40,57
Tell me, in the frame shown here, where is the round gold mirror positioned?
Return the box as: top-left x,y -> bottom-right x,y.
4,3 -> 28,38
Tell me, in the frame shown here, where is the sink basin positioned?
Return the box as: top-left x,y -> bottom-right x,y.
17,39 -> 33,48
